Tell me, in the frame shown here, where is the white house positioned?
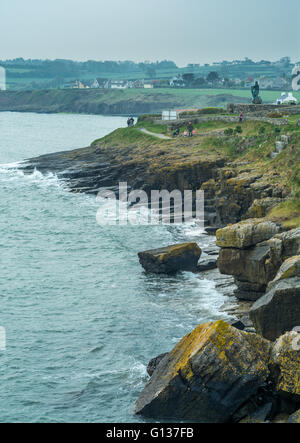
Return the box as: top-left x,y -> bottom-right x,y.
110,80 -> 129,89
0,66 -> 6,91
169,76 -> 185,88
276,92 -> 298,105
91,78 -> 110,89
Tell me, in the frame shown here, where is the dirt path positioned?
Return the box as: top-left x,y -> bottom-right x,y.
138,128 -> 172,140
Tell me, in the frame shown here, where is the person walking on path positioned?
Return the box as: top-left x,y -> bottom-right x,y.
239,112 -> 244,124
187,121 -> 194,137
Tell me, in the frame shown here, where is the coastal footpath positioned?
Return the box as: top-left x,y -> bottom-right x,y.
18,104 -> 300,423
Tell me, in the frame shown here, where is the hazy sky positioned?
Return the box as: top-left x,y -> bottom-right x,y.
1,0 -> 299,65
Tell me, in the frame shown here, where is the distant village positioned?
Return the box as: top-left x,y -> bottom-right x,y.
69,78 -> 156,90
68,74 -> 292,91
0,56 -> 299,96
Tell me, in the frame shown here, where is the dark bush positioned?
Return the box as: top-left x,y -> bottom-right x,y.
258,126 -> 266,134
234,125 -> 243,134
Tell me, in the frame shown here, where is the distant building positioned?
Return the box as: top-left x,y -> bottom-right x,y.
272,77 -> 288,89
70,80 -> 85,89
110,80 -> 129,89
259,78 -> 270,89
133,80 -> 145,89
244,76 -> 255,88
276,92 -> 298,105
162,110 -> 178,121
144,84 -> 154,89
169,75 -> 185,87
91,78 -> 110,89
0,66 -> 6,91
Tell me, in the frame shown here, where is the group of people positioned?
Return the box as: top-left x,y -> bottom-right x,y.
127,117 -> 135,127
173,121 -> 196,138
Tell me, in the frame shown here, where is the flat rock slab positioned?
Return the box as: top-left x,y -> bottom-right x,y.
216,219 -> 281,249
138,243 -> 202,274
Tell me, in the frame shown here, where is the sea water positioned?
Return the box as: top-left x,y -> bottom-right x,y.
0,111 -> 230,423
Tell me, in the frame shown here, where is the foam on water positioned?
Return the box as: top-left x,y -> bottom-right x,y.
0,112 -> 232,423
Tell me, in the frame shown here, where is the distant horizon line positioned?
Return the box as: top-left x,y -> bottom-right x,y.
0,55 -> 299,67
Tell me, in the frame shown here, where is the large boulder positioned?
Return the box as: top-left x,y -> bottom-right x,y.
270,331 -> 300,404
216,219 -> 281,249
135,320 -> 271,422
138,243 -> 202,274
250,277 -> 300,341
218,238 -> 283,300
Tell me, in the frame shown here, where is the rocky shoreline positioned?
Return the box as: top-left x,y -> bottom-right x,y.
16,107 -> 300,423
135,218 -> 300,423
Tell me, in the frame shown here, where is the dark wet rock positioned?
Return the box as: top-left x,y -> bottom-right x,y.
238,403 -> 273,423
135,320 -> 271,422
250,278 -> 300,341
228,319 -> 246,331
147,353 -> 169,377
204,226 -> 221,236
287,409 -> 300,423
138,243 -> 202,274
196,256 -> 218,272
203,245 -> 220,256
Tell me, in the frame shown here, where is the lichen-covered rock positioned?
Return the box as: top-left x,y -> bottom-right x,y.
250,277 -> 300,341
135,320 -> 271,422
268,256 -> 300,290
246,198 -> 283,219
287,409 -> 300,423
138,243 -> 202,274
270,331 -> 300,403
216,219 -> 281,249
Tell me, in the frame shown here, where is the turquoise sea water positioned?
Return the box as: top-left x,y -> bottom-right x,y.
0,112 -> 230,423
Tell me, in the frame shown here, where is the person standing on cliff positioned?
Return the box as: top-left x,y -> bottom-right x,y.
187,121 -> 194,137
127,117 -> 135,127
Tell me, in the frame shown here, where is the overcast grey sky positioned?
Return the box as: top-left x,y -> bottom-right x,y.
1,0 -> 299,65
